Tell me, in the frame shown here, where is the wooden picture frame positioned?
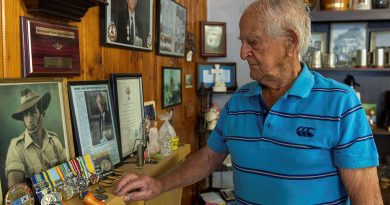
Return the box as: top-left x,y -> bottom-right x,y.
156,0 -> 187,57
68,81 -> 121,166
369,29 -> 390,51
20,16 -> 81,77
162,67 -> 182,108
201,21 -> 227,57
101,0 -> 154,51
196,62 -> 237,91
0,78 -> 73,197
110,73 -> 145,159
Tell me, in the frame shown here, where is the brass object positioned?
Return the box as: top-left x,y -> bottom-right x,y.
320,0 -> 350,10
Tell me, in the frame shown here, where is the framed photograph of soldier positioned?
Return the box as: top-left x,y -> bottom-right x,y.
67,81 -> 121,166
110,73 -> 145,159
101,0 -> 153,51
196,62 -> 237,91
162,67 -> 182,108
156,0 -> 187,57
0,78 -> 72,200
20,16 -> 81,77
201,21 -> 227,57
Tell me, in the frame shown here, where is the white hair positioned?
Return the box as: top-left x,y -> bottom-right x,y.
244,0 -> 311,56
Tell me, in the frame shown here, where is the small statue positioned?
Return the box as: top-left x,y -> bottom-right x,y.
211,64 -> 227,92
205,103 -> 220,130
368,109 -> 377,129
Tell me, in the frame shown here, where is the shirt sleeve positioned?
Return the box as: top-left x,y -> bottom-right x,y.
52,137 -> 67,164
333,90 -> 379,168
5,139 -> 26,178
207,104 -> 229,153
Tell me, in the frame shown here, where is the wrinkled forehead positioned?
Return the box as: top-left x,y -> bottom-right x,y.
240,6 -> 264,28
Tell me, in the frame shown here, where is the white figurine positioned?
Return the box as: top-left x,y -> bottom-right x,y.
147,121 -> 160,155
211,64 -> 227,92
205,103 -> 220,130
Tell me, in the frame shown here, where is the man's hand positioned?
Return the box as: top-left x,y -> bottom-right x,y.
114,173 -> 163,202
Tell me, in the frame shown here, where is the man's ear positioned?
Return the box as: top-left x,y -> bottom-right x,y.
285,29 -> 299,57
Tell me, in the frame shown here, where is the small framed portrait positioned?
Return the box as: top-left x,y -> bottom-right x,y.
302,31 -> 327,64
185,74 -> 193,88
68,81 -> 121,166
144,101 -> 156,136
201,21 -> 227,57
101,0 -> 154,51
0,78 -> 72,197
196,62 -> 237,91
162,67 -> 182,108
330,22 -> 368,67
110,73 -> 144,159
369,29 -> 390,51
156,0 -> 187,57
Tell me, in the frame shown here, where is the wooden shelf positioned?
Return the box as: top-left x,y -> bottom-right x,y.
374,128 -> 390,136
311,9 -> 390,22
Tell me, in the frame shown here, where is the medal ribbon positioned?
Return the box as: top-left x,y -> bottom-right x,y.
42,171 -> 53,189
84,154 -> 95,174
72,158 -> 81,176
77,157 -> 86,178
66,161 -> 77,176
46,170 -> 56,187
55,166 -> 65,181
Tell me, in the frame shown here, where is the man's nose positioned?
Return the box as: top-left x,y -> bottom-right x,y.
240,43 -> 252,60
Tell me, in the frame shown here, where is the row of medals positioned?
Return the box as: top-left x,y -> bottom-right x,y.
35,171 -> 99,205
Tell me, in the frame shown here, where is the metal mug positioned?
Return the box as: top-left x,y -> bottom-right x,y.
311,50 -> 322,68
374,48 -> 385,68
325,53 -> 336,68
355,49 -> 367,68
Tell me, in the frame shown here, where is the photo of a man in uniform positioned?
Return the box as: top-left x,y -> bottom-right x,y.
5,88 -> 67,188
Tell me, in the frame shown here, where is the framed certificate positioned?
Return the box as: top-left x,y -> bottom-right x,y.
20,16 -> 81,77
110,73 -> 145,159
196,62 -> 237,91
68,81 -> 121,166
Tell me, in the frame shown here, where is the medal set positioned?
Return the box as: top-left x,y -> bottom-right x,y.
30,154 -> 99,204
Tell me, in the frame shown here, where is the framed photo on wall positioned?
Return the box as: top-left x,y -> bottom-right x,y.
196,62 -> 237,91
156,0 -> 187,57
162,67 -> 182,108
101,0 -> 153,51
369,29 -> 390,51
68,81 -> 121,166
0,78 -> 73,199
110,73 -> 145,159
201,21 -> 227,57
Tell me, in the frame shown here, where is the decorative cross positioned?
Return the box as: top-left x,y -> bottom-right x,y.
211,64 -> 223,84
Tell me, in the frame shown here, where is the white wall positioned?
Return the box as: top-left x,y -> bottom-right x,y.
207,0 -> 255,108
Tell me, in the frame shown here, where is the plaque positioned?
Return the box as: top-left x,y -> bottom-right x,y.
4,183 -> 35,205
20,16 -> 81,77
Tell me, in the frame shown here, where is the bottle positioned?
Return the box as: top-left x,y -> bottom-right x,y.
343,74 -> 361,101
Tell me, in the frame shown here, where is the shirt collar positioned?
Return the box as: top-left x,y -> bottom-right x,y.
243,62 -> 314,98
24,129 -> 52,149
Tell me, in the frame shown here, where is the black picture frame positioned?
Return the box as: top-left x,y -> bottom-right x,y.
201,21 -> 227,57
162,67 -> 182,108
101,0 -> 154,51
156,0 -> 187,57
68,81 -> 122,166
0,78 -> 72,198
110,73 -> 145,159
196,62 -> 237,92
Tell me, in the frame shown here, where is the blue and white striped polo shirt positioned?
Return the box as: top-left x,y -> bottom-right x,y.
208,64 -> 379,205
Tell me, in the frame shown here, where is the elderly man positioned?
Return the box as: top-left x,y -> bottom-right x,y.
5,88 -> 66,188
114,1 -> 383,204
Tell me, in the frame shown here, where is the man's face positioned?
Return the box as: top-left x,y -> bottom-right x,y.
128,0 -> 137,12
96,94 -> 105,113
239,10 -> 289,84
23,105 -> 42,132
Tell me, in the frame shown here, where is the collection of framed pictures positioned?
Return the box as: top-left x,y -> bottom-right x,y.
0,75 -> 157,200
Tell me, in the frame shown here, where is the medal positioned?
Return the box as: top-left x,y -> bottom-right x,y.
59,184 -> 74,201
40,193 -> 57,205
4,183 -> 34,205
89,174 -> 99,185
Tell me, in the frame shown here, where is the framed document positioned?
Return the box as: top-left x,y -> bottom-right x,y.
101,0 -> 153,51
196,62 -> 237,91
110,73 -> 145,159
156,0 -> 187,57
201,21 -> 227,57
162,67 -> 182,108
0,78 -> 72,196
20,16 -> 81,77
68,81 -> 121,166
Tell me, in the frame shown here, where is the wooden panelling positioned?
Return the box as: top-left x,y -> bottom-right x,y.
0,0 -> 207,204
